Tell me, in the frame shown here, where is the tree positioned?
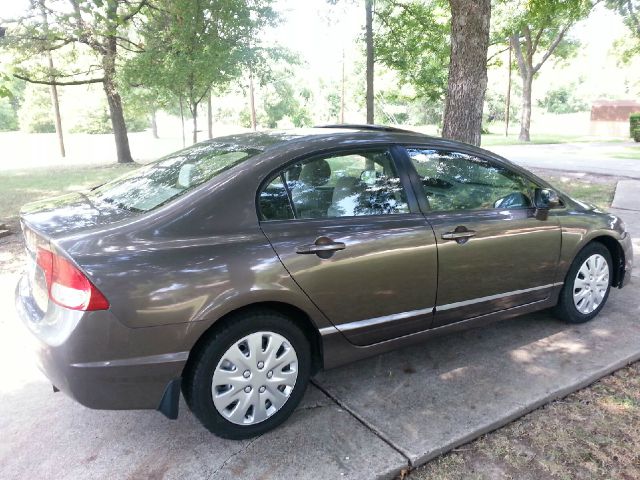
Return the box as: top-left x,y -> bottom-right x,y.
607,1 -> 640,61
496,0 -> 592,141
441,0 -> 491,146
608,0 -> 640,37
2,0 -> 151,163
127,0 -> 278,144
375,0 -> 450,105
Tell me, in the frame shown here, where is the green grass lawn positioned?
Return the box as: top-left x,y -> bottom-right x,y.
532,171 -> 617,210
0,164 -> 137,229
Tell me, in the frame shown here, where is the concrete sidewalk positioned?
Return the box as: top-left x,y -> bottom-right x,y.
1,186 -> 639,479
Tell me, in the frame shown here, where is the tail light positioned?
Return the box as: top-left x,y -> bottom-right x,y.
36,247 -> 109,311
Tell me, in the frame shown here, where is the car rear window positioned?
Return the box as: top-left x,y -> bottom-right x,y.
89,143 -> 262,212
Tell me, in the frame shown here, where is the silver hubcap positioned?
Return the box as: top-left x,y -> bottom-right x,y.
573,253 -> 609,315
212,331 -> 298,426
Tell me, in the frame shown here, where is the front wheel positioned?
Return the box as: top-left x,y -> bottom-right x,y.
553,242 -> 612,324
183,310 -> 311,439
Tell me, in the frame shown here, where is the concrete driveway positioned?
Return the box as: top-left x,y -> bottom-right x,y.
1,202 -> 639,480
489,142 -> 640,178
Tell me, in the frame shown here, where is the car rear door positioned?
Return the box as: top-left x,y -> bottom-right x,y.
401,147 -> 562,328
258,146 -> 438,346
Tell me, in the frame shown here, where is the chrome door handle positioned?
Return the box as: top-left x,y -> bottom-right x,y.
296,241 -> 346,254
441,230 -> 476,240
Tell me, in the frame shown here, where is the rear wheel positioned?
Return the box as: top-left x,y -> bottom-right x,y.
183,310 -> 311,439
554,243 -> 612,324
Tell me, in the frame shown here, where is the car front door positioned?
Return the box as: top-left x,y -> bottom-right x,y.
258,147 -> 438,346
403,147 -> 562,328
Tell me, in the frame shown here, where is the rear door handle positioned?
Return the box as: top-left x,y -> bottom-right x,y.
296,241 -> 346,254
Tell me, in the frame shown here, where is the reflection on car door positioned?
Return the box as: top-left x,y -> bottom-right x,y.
259,148 -> 438,346
403,148 -> 562,327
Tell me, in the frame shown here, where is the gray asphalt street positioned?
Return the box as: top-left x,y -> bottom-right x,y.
489,142 -> 640,178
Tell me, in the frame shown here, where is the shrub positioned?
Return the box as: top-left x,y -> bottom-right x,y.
70,101 -> 149,134
0,97 -> 18,131
538,85 -> 588,114
631,113 -> 640,142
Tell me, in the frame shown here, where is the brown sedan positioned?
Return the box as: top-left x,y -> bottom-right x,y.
15,125 -> 633,438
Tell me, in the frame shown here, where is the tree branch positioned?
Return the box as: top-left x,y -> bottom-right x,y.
14,73 -> 104,86
487,45 -> 511,63
122,0 -> 149,23
511,34 -> 529,78
533,24 -> 570,73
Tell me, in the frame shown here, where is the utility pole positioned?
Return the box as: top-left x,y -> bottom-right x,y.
207,90 -> 213,139
505,40 -> 512,137
365,0 -> 374,124
41,1 -> 65,157
249,69 -> 257,131
341,49 -> 345,123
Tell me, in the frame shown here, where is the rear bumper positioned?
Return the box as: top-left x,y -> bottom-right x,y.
15,274 -> 187,411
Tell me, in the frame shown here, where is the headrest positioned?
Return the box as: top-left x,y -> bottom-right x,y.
299,159 -> 331,187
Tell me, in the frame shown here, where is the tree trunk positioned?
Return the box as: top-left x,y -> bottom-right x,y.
249,70 -> 257,131
179,97 -> 185,148
207,91 -> 213,139
442,0 -> 491,146
103,76 -> 133,163
519,72 -> 533,142
151,109 -> 159,138
365,0 -> 374,124
191,104 -> 198,144
102,38 -> 132,163
504,44 -> 512,137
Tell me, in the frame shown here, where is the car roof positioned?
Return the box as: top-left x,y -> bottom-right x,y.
192,125 -> 515,171
195,125 -> 441,152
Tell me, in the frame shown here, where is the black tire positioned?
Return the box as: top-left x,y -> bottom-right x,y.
182,309 -> 311,439
553,242 -> 613,324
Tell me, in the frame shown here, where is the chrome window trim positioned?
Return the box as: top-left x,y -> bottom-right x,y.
321,283 -> 564,335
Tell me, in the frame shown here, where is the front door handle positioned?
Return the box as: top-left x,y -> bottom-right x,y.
441,228 -> 476,244
296,237 -> 346,256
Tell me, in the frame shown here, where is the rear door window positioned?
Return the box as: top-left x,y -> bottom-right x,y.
259,149 -> 409,220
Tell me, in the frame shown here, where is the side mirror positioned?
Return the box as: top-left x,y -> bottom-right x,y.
534,188 -> 560,220
535,188 -> 560,209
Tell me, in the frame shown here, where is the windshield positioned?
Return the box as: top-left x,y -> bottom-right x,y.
90,142 -> 262,212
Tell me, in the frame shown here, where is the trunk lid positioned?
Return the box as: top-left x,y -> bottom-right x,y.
20,191 -> 138,240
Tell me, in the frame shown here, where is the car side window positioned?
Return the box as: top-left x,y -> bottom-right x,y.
406,148 -> 536,212
259,149 -> 409,220
259,174 -> 295,221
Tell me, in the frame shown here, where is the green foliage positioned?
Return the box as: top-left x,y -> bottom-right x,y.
0,76 -> 24,131
262,73 -> 312,128
631,113 -> 640,142
125,0 -> 279,122
375,0 -> 450,103
0,97 -> 19,131
18,83 -> 55,133
537,85 -> 588,113
493,0 -> 592,69
484,90 -> 519,123
70,99 -> 149,134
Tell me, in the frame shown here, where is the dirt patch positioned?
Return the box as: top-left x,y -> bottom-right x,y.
0,234 -> 24,276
